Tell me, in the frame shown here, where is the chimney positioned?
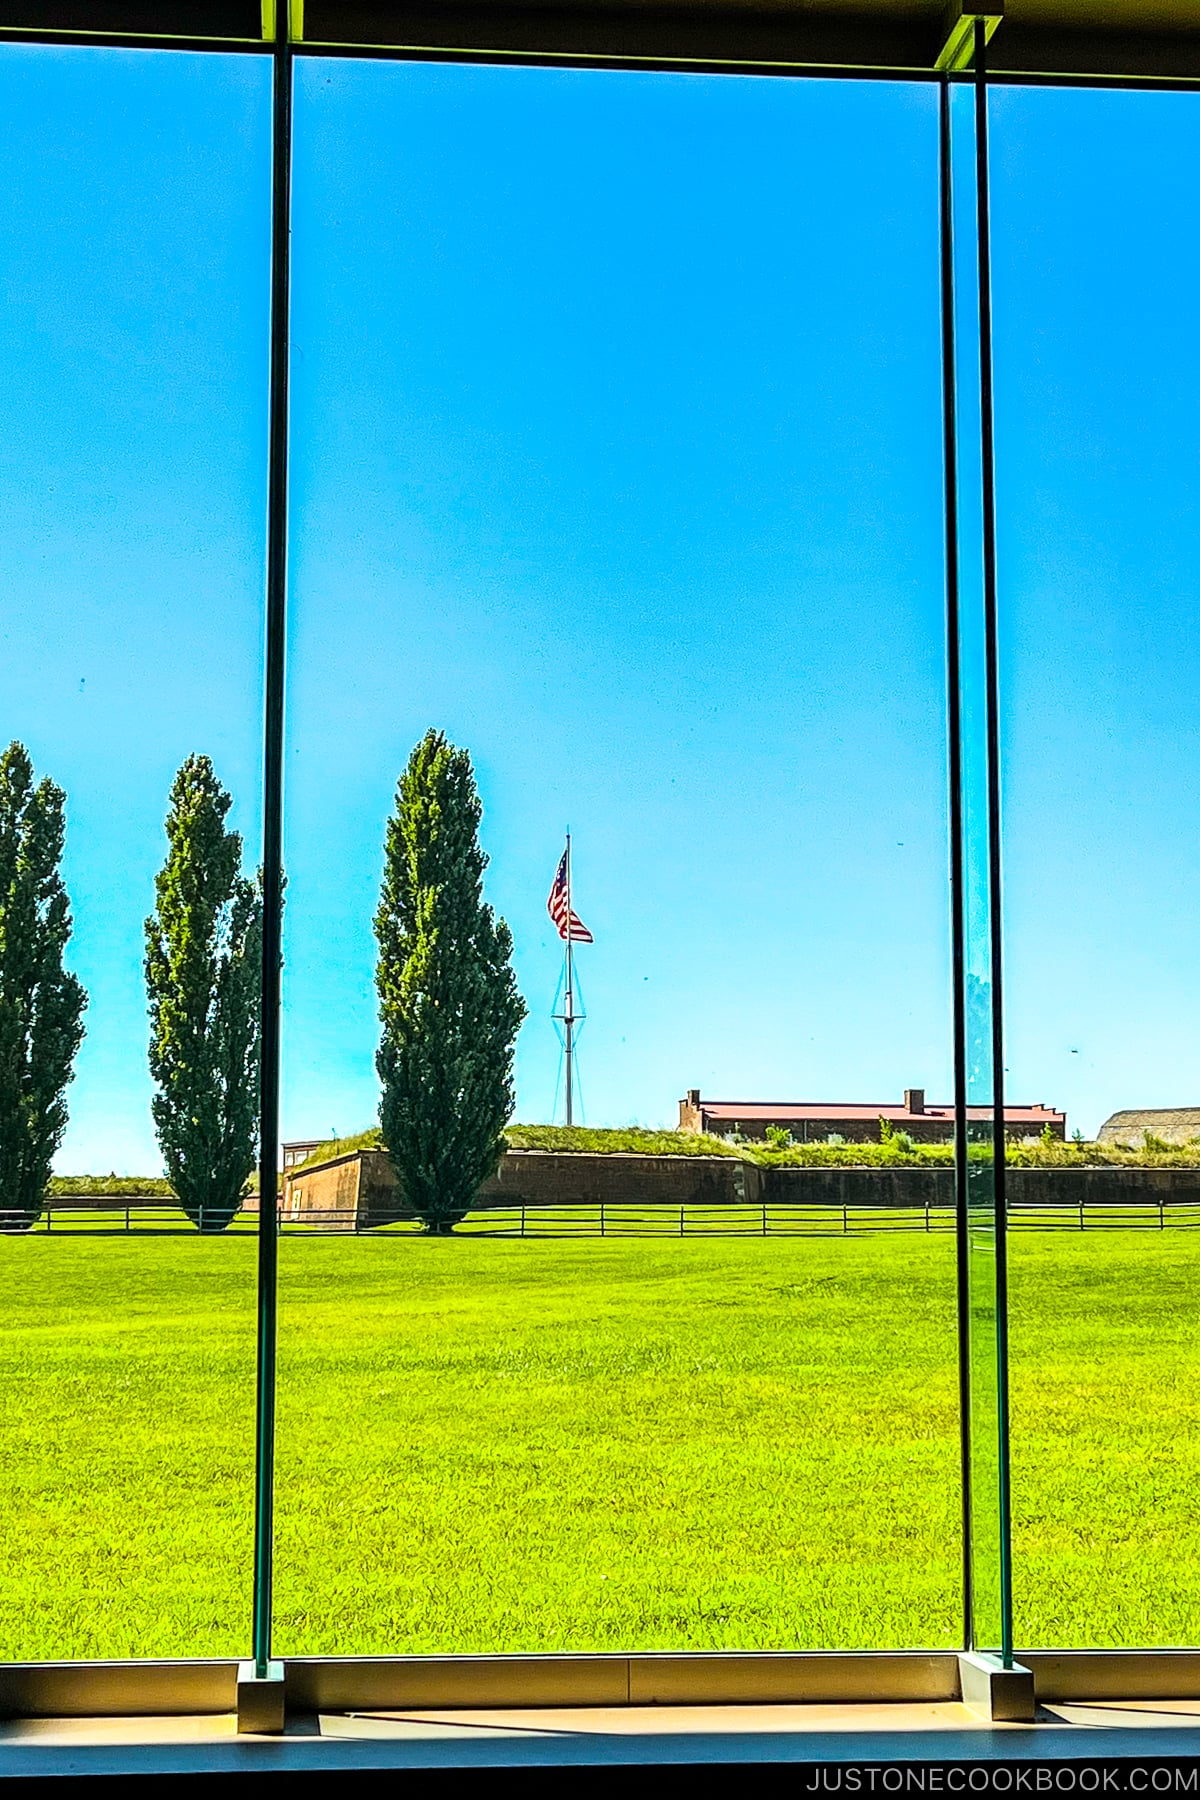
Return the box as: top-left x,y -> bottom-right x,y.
904,1088 -> 925,1115
680,1089 -> 703,1134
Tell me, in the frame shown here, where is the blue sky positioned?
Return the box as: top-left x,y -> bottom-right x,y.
991,85 -> 1200,1138
0,47 -> 1197,1170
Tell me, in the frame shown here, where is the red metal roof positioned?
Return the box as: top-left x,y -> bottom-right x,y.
697,1101 -> 1063,1124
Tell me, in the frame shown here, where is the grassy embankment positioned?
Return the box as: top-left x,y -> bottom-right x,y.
292,1122 -> 1200,1173
46,1123 -> 1200,1201
48,1175 -> 174,1197
2,1231 -> 1198,1660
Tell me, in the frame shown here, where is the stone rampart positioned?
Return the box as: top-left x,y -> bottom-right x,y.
282,1148 -> 1200,1231
481,1149 -> 756,1209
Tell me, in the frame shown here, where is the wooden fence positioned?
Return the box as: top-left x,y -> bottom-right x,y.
8,1194 -> 1200,1236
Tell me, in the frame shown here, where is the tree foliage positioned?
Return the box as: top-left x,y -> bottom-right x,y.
0,742 -> 87,1229
145,756 -> 262,1233
375,731 -> 526,1233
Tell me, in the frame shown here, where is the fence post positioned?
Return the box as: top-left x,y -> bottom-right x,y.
843,1202 -> 848,1235
1160,1197 -> 1166,1231
761,1199 -> 767,1237
1079,1197 -> 1085,1231
680,1204 -> 685,1237
46,1205 -> 52,1234
521,1202 -> 526,1239
600,1200 -> 605,1238
126,1204 -> 131,1233
925,1200 -> 931,1233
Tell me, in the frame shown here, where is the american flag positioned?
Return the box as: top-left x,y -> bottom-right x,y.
547,848 -> 593,944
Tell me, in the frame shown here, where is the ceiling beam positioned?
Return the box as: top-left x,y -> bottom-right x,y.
0,0 -> 1198,81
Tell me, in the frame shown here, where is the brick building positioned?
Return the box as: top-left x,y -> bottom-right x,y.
678,1088 -> 1066,1144
282,1139 -> 325,1171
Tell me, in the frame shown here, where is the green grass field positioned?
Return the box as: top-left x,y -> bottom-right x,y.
1,1231 -> 1197,1661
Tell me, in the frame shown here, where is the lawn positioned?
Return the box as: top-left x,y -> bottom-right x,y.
0,1231 -> 1197,1661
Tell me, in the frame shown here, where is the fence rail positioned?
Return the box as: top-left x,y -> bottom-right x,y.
8,1196 -> 1200,1236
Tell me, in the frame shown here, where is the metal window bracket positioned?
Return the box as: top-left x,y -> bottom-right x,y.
236,1659 -> 286,1735
936,2 -> 1003,72
261,1 -> 302,40
958,1652 -> 1035,1723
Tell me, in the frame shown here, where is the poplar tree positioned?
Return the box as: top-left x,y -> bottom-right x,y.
375,731 -> 526,1233
0,743 -> 87,1230
145,756 -> 262,1233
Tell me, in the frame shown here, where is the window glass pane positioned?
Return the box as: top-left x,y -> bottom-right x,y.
946,72 -> 1009,1658
0,44 -> 270,1660
994,85 -> 1200,1649
278,60 -> 957,1654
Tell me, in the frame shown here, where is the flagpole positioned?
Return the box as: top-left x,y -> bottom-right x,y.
564,832 -> 574,1128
